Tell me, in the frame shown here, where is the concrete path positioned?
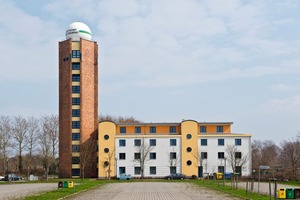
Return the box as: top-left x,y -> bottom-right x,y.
67,182 -> 242,200
0,183 -> 57,200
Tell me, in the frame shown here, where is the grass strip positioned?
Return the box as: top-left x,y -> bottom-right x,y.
192,180 -> 271,200
23,179 -> 107,200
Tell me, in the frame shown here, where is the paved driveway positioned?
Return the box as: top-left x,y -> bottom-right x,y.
0,183 -> 57,200
67,182 -> 242,200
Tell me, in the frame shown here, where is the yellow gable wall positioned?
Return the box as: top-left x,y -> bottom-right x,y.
181,120 -> 198,176
98,121 -> 116,178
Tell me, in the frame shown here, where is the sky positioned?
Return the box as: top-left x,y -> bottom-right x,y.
0,0 -> 300,144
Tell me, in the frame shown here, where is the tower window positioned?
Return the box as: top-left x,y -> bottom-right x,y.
72,145 -> 80,152
72,121 -> 80,129
72,62 -> 80,70
72,86 -> 80,94
72,133 -> 80,141
72,74 -> 80,82
72,98 -> 80,105
72,50 -> 81,58
72,109 -> 80,117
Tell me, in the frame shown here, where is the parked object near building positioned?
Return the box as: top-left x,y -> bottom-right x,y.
118,174 -> 132,180
4,174 -> 21,181
164,173 -> 187,180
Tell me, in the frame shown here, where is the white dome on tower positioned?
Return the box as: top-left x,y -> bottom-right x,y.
66,22 -> 92,41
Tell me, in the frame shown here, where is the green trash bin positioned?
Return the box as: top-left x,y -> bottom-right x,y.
63,181 -> 69,188
286,188 -> 294,199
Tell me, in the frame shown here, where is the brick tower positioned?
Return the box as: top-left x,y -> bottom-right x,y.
59,22 -> 98,178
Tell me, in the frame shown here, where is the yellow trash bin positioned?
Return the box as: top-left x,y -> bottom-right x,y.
216,173 -> 223,180
68,181 -> 74,188
277,188 -> 286,199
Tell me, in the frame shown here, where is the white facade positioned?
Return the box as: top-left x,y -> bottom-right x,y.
113,135 -> 251,178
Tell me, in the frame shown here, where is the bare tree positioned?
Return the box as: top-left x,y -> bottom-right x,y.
79,137 -> 97,180
11,116 -> 28,173
278,138 -> 300,179
102,148 -> 115,180
134,138 -> 153,180
226,145 -> 249,175
0,115 -> 12,174
99,114 -> 141,123
168,148 -> 180,176
25,117 -> 40,175
39,116 -> 53,181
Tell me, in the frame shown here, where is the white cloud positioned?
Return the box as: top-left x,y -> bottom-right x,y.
260,96 -> 300,114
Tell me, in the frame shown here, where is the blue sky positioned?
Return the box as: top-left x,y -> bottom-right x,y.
1,0 -> 300,143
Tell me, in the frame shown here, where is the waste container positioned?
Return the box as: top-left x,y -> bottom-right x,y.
277,188 -> 286,199
63,181 -> 69,188
294,188 -> 300,199
58,181 -> 63,188
216,173 -> 223,180
68,181 -> 74,188
286,188 -> 294,199
225,173 -> 231,179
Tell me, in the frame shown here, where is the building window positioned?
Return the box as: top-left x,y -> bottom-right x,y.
186,134 -> 192,139
218,166 -> 224,173
72,169 -> 80,176
187,160 -> 192,166
235,166 -> 242,174
170,166 -> 176,174
235,139 -> 242,146
120,127 -> 126,134
72,74 -> 80,82
72,157 -> 80,164
72,121 -> 80,129
201,139 -> 207,146
72,62 -> 80,70
170,152 -> 177,159
72,97 -> 80,105
134,139 -> 141,146
201,152 -> 207,159
200,126 -> 206,133
72,109 -> 80,117
170,139 -> 176,146
150,152 -> 156,160
119,139 -> 126,147
72,145 -> 80,152
235,152 -> 242,159
104,148 -> 109,153
135,127 -> 141,134
104,134 -> 109,140
170,126 -> 176,133
150,166 -> 156,175
119,153 -> 126,160
72,86 -> 80,93
119,167 -> 126,174
217,126 -> 223,133
134,167 -> 141,175
134,153 -> 141,160
187,147 -> 192,152
218,152 -> 225,159
72,50 -> 81,58
150,139 -> 156,146
218,139 -> 224,146
72,133 -> 80,141
150,126 -> 156,134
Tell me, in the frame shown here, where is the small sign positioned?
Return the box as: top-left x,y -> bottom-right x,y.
259,165 -> 270,169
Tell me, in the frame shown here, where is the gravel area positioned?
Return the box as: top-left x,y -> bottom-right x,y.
0,183 -> 57,200
67,182 -> 243,200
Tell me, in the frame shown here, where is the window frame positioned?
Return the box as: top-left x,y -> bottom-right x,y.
201,139 -> 207,146
218,152 -> 225,159
200,126 -> 207,133
134,139 -> 141,147
120,127 -> 126,134
119,153 -> 126,160
119,139 -> 126,147
217,126 -> 223,133
150,126 -> 156,134
150,139 -> 156,146
150,166 -> 156,175
135,127 -> 141,134
218,139 -> 225,146
235,139 -> 242,146
150,152 -> 156,160
170,139 -> 177,146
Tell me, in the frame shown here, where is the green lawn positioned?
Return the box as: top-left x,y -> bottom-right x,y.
191,179 -> 272,200
23,179 -> 109,200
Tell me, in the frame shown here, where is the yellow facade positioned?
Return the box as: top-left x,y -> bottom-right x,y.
181,120 -> 199,176
98,121 -> 116,178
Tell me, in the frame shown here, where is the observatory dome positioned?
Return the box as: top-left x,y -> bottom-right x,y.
66,22 -> 92,41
